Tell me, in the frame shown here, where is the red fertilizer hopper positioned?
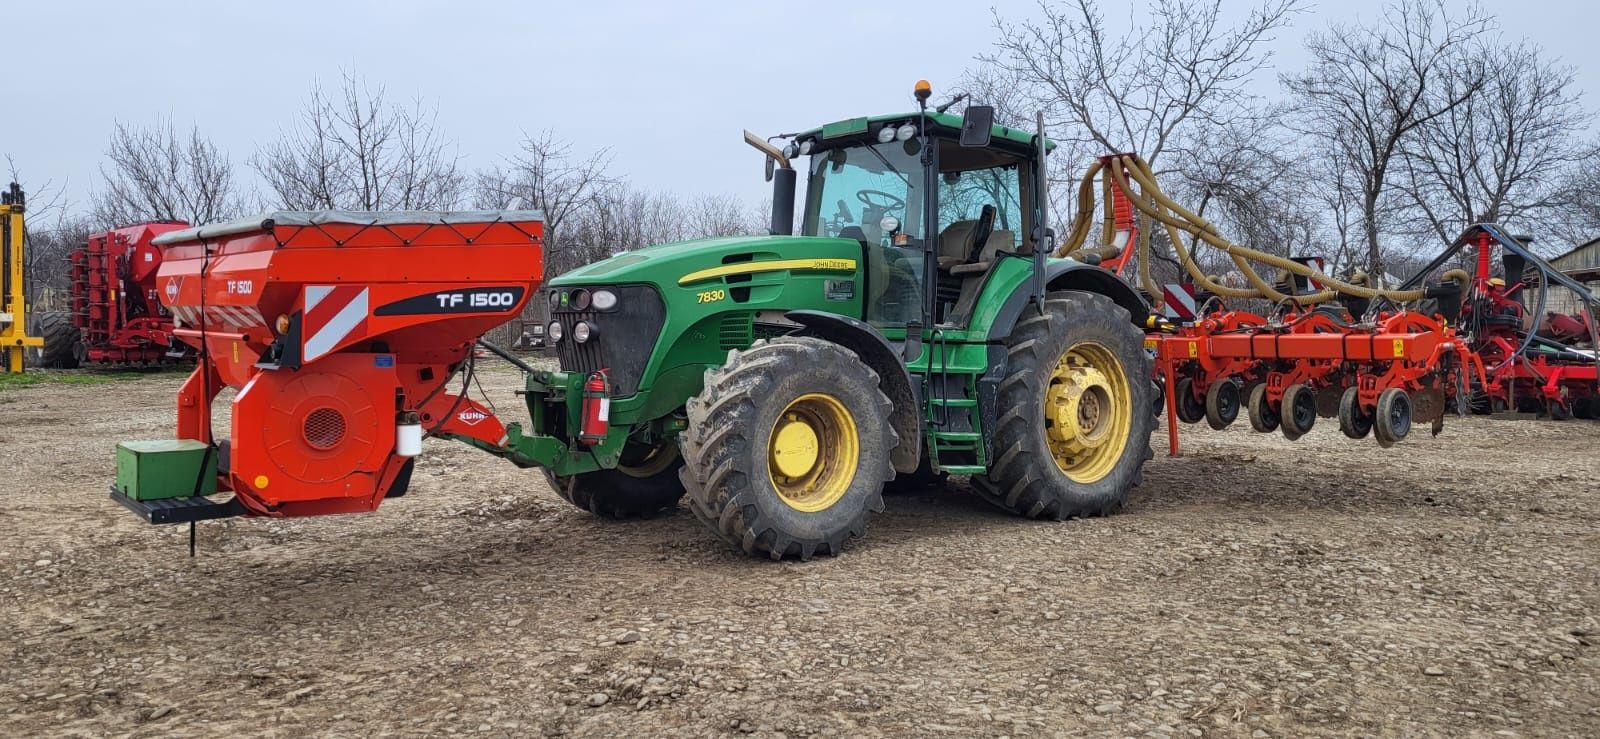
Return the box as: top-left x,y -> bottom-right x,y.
113,211 -> 544,522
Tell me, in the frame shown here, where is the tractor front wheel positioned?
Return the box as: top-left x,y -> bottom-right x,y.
543,440 -> 685,519
975,291 -> 1154,520
679,336 -> 896,560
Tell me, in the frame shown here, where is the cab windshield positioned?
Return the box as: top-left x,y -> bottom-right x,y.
800,141 -> 925,244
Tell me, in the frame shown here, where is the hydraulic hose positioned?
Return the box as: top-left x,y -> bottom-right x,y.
1055,153 -> 1432,307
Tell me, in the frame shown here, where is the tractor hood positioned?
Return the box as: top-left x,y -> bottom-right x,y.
551,234 -> 861,290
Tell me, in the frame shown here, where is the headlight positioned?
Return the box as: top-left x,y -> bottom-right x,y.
591,289 -> 618,311
879,215 -> 901,234
548,321 -> 564,343
548,290 -> 560,310
783,141 -> 800,159
798,139 -> 814,155
877,125 -> 897,144
573,321 -> 595,343
569,288 -> 591,311
896,123 -> 917,141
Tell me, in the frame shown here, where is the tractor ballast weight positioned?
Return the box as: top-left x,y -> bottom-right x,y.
114,211 -> 544,519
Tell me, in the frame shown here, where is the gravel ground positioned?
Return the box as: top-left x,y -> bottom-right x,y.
1,365 -> 1597,737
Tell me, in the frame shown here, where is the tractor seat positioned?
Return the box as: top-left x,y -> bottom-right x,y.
936,219 -> 1015,276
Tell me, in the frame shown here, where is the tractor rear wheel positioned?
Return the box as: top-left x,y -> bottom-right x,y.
679,336 -> 896,560
543,441 -> 685,519
975,291 -> 1154,520
28,311 -> 80,369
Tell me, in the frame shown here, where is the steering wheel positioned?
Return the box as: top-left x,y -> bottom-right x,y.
856,189 -> 905,211
966,204 -> 996,263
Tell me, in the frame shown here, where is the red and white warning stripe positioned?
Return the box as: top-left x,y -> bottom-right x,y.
303,285 -> 370,361
1162,283 -> 1197,321
171,305 -> 266,330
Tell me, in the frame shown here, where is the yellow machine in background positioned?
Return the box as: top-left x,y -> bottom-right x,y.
2,183 -> 43,373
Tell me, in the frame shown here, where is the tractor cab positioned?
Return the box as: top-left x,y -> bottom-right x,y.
759,93 -> 1051,331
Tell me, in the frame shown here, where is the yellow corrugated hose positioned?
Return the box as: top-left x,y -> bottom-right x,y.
1054,154 -> 1455,308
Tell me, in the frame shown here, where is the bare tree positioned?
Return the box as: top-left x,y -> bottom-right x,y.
685,193 -> 761,238
1394,40 -> 1587,248
474,131 -> 615,273
254,72 -> 464,211
92,119 -> 243,227
983,0 -> 1303,289
986,0 -> 1302,169
1174,114 -> 1321,268
1547,146 -> 1600,247
4,158 -> 85,310
1283,0 -> 1492,280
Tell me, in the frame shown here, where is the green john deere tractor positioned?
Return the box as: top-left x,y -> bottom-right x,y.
501,82 -> 1154,559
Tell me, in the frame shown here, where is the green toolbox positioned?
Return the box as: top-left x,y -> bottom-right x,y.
115,440 -> 217,501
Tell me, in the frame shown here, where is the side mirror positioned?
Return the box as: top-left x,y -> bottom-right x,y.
960,106 -> 995,148
764,157 -> 775,183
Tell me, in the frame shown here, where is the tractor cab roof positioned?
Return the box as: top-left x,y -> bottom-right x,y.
794,111 -> 1053,156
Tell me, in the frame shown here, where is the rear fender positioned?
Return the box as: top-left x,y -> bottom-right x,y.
987,261 -> 1149,341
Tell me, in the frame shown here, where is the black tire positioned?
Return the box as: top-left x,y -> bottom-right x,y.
1175,377 -> 1205,424
1338,386 -> 1373,439
544,441 -> 685,518
1204,379 -> 1240,430
884,453 -> 948,494
974,291 -> 1154,520
679,336 -> 896,560
1246,382 -> 1279,433
28,310 -> 80,369
1279,383 -> 1316,440
1374,388 -> 1412,448
1573,399 -> 1594,420
1549,401 -> 1574,421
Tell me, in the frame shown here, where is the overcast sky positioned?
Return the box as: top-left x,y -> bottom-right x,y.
7,0 -> 1597,218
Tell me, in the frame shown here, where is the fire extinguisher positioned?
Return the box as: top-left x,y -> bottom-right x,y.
579,369 -> 610,445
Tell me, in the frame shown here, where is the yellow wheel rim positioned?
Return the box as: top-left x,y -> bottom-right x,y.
767,393 -> 858,512
616,441 -> 679,479
1045,342 -> 1132,484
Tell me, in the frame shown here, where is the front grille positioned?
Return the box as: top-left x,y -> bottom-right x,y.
552,285 -> 664,396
